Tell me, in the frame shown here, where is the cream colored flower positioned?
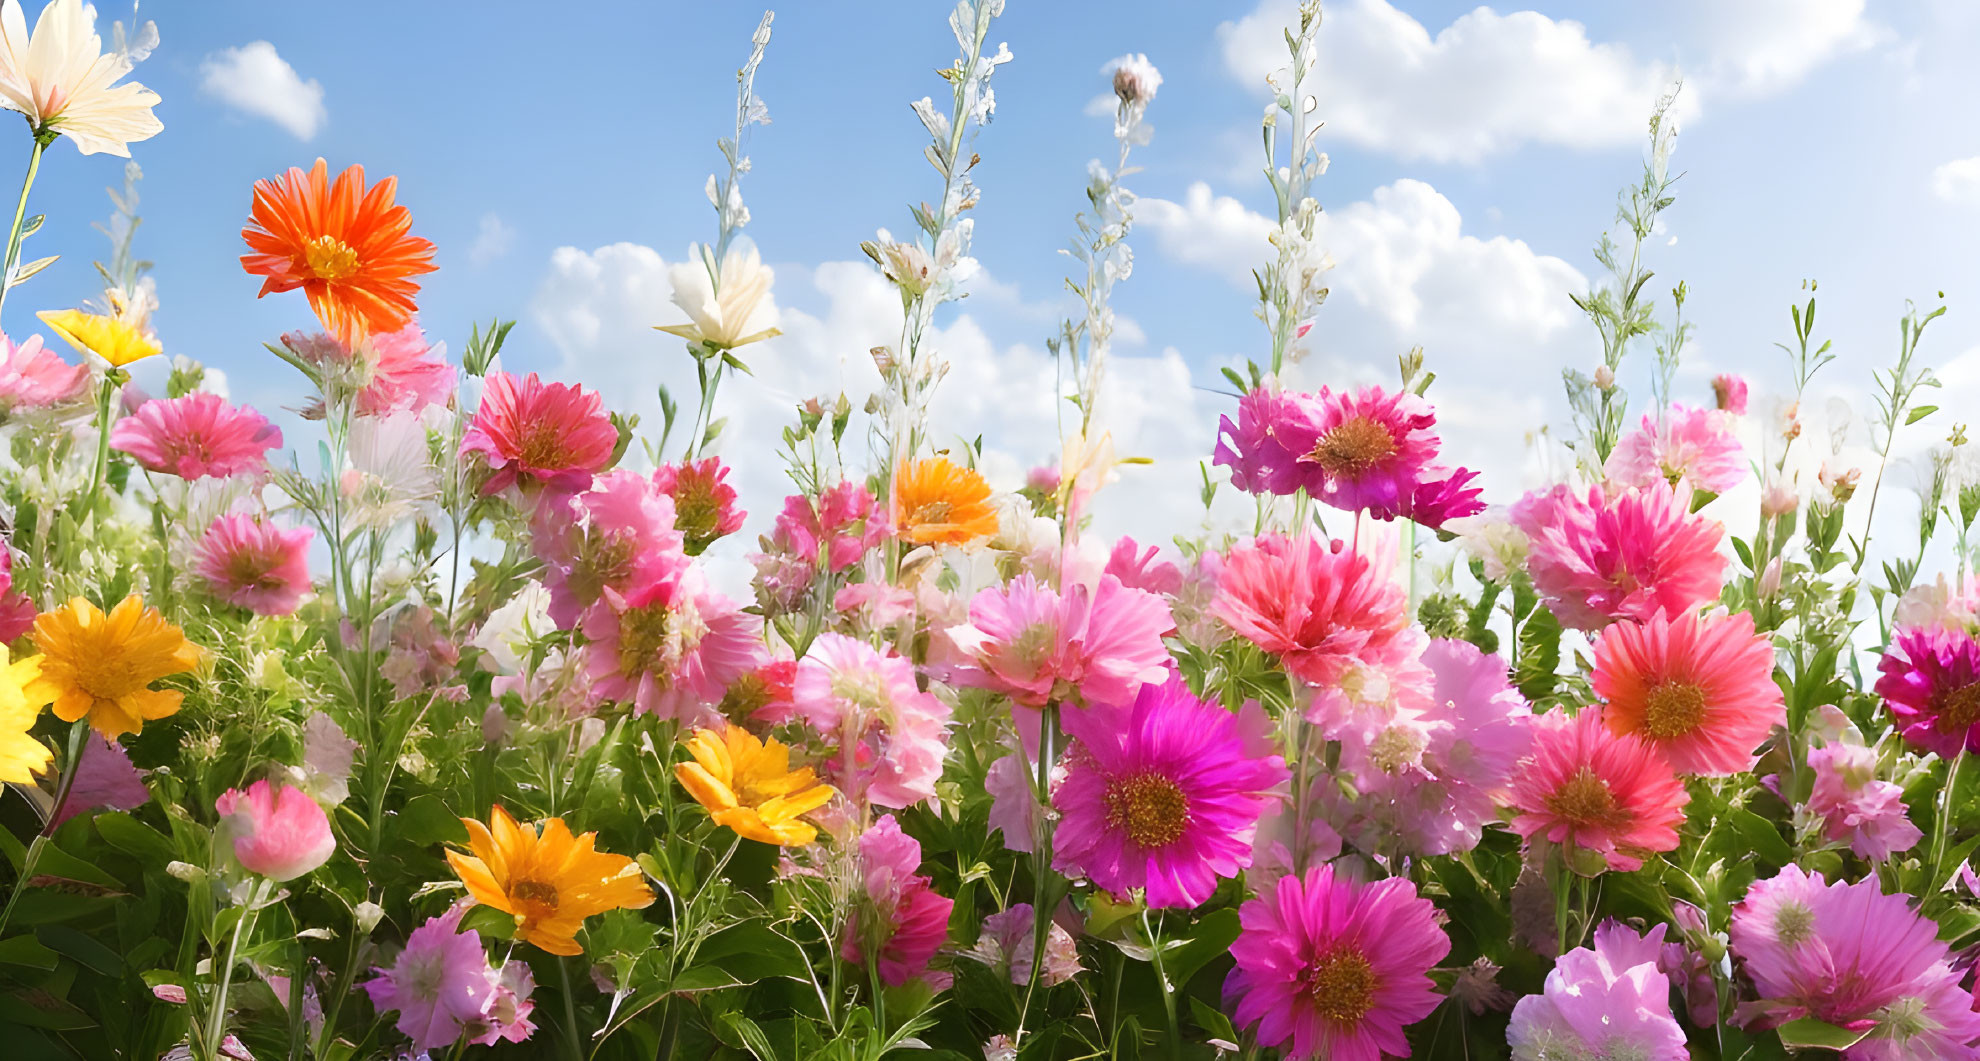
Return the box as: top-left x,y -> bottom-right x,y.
0,0 -> 162,156
655,243 -> 780,352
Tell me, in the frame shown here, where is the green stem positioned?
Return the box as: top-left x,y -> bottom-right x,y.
558,956 -> 584,1061
204,879 -> 273,1061
1143,908 -> 1182,1061
1015,702 -> 1059,1046
1935,750 -> 1966,880
83,372 -> 120,507
0,720 -> 90,939
0,130 -> 51,325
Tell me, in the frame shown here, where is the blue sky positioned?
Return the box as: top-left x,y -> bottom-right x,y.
11,0 -> 1980,557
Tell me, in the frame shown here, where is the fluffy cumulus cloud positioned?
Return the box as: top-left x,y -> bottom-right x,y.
1690,0 -> 1884,95
199,42 -> 327,141
1931,158 -> 1980,206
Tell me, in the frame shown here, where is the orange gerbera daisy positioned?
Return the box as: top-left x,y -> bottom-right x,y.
893,456 -> 999,546
447,806 -> 654,956
240,158 -> 437,343
23,596 -> 202,739
676,726 -> 833,846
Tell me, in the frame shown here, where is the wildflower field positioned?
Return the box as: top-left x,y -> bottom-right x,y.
4,0 -> 1980,1059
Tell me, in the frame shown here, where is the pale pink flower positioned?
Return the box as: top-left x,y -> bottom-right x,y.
580,562 -> 766,724
944,572 -> 1173,711
964,904 -> 1081,986
1607,404 -> 1747,495
194,512 -> 314,616
215,780 -> 336,881
111,393 -> 282,480
1805,743 -> 1922,860
0,332 -> 87,411
1103,536 -> 1183,596
1512,483 -> 1726,631
792,633 -> 951,809
530,470 -> 683,629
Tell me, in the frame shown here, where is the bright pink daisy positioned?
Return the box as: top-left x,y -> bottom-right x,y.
1512,483 -> 1727,631
0,332 -> 87,412
1052,676 -> 1287,909
530,470 -> 683,629
1805,743 -> 1922,860
1712,373 -> 1749,415
1212,385 -> 1317,497
1594,609 -> 1783,776
579,561 -> 766,725
1508,709 -> 1688,872
1607,404 -> 1747,495
194,513 -> 315,616
459,371 -> 617,494
1213,533 -> 1414,689
768,480 -> 886,574
110,393 -> 282,480
944,572 -> 1173,711
654,457 -> 745,555
1225,863 -> 1451,1061
1875,624 -> 1980,758
1279,384 -> 1443,521
791,633 -> 950,809
842,814 -> 954,988
1507,920 -> 1687,1060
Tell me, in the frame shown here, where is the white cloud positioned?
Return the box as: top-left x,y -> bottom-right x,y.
468,214 -> 516,266
1692,0 -> 1883,95
199,42 -> 326,141
1931,157 -> 1980,205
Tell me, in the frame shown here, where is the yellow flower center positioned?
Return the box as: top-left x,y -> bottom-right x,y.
1104,771 -> 1189,849
1311,416 -> 1397,478
1545,766 -> 1624,827
1304,948 -> 1377,1024
1937,681 -> 1980,734
303,235 -> 362,281
518,421 -> 573,470
1643,681 -> 1708,739
908,499 -> 953,526
617,604 -> 675,680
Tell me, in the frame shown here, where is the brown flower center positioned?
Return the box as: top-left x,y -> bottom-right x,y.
510,878 -> 561,925
616,604 -> 674,680
1936,681 -> 1980,734
517,421 -> 572,471
908,499 -> 953,526
303,235 -> 362,281
1311,416 -> 1397,478
1304,948 -> 1377,1024
1643,681 -> 1708,739
1104,772 -> 1189,849
1545,766 -> 1625,827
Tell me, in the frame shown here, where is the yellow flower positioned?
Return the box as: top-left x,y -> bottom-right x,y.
447,806 -> 653,956
0,0 -> 163,157
0,651 -> 49,784
23,595 -> 202,739
675,725 -> 833,846
37,308 -> 160,367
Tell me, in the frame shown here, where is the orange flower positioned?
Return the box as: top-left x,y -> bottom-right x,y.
447,806 -> 653,956
894,456 -> 998,546
23,596 -> 202,739
240,159 -> 437,343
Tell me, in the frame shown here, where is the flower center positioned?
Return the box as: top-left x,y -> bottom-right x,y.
1936,680 -> 1980,734
1104,772 -> 1189,849
673,481 -> 725,545
1643,681 -> 1708,739
510,878 -> 560,924
517,421 -> 572,471
1310,416 -> 1397,478
1773,900 -> 1815,946
908,499 -> 953,526
302,235 -> 362,281
616,603 -> 675,680
1545,766 -> 1624,827
226,548 -> 281,590
1303,948 -> 1376,1024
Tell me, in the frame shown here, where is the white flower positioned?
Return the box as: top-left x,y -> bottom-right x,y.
1108,53 -> 1161,106
471,581 -> 552,675
0,0 -> 162,156
1447,507 -> 1530,582
655,242 -> 780,352
342,408 -> 438,528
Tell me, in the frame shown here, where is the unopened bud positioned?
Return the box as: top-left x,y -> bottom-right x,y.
1593,364 -> 1616,391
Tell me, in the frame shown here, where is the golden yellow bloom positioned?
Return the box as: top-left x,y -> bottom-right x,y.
893,456 -> 999,546
676,726 -> 833,846
24,596 -> 201,739
447,806 -> 653,956
0,652 -> 50,784
37,308 -> 161,367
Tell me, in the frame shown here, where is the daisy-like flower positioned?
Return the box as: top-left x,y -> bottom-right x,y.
1512,483 -> 1727,631
37,307 -> 158,367
531,470 -> 683,629
1594,609 -> 1784,776
893,456 -> 999,546
653,457 -> 745,555
654,244 -> 781,351
363,906 -> 499,1052
0,648 -> 50,783
1212,386 -> 1315,497
579,561 -> 766,724
1053,677 -> 1287,909
1874,624 -> 1980,758
1507,921 -> 1687,1061
1225,863 -> 1451,1061
194,512 -> 314,616
0,332 -> 85,411
1281,384 -> 1446,521
23,595 -> 201,739
791,633 -> 951,809
110,393 -> 282,480
1213,532 -> 1414,689
1805,743 -> 1922,860
1507,709 -> 1688,872
1405,465 -> 1486,530
240,159 -> 438,343
944,572 -> 1173,711
460,371 -> 618,495
0,0 -> 161,156
675,725 -> 833,845
1607,404 -> 1747,495
841,814 -> 955,988
214,779 -> 335,881
447,805 -> 654,956
342,408 -> 439,528
1892,574 -> 1980,634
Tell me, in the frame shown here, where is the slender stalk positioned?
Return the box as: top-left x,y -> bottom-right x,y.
204,879 -> 273,1061
1014,701 -> 1060,1046
558,956 -> 584,1061
0,130 -> 51,325
0,720 -> 90,938
1934,750 -> 1965,879
83,372 -> 120,505
1143,908 -> 1182,1061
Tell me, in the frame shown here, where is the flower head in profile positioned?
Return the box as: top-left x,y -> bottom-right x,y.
1513,483 -> 1726,631
240,159 -> 438,342
215,779 -> 335,881
1875,624 -> 1980,758
0,648 -> 50,784
362,906 -> 499,1052
0,332 -> 86,411
460,371 -> 618,495
1214,532 -> 1414,689
37,307 -> 159,366
964,903 -> 1081,986
1053,677 -> 1287,909
767,480 -> 886,574
944,572 -> 1173,711
1507,921 -> 1686,1061
1594,609 -> 1783,776
285,321 -> 453,416
791,633 -> 951,809
894,456 -> 999,546
653,457 -> 745,554
0,0 -> 162,156
579,561 -> 766,724
1508,709 -> 1688,872
1712,373 -> 1749,414
447,805 -> 654,956
1104,536 -> 1183,596
1212,385 -> 1314,497
675,725 -> 833,846
655,244 -> 781,351
1607,404 -> 1746,495
841,814 -> 955,988
24,595 -> 201,739
111,393 -> 282,480
194,512 -> 314,616
1225,863 -> 1451,1061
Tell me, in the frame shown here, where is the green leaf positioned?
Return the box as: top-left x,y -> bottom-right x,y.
1188,996 -> 1238,1043
394,794 -> 469,848
1906,404 -> 1938,425
0,936 -> 59,970
1514,600 -> 1563,703
94,812 -> 175,865
1776,1016 -> 1872,1050
459,904 -> 515,941
1162,907 -> 1241,991
676,921 -> 811,990
0,988 -> 95,1030
34,925 -> 123,977
1726,806 -> 1794,868
716,1013 -> 778,1061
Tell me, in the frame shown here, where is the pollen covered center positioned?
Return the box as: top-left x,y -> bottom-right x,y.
302,235 -> 362,281
1936,681 -> 1980,733
1311,416 -> 1397,478
510,878 -> 561,924
1546,766 -> 1624,828
1105,771 -> 1189,849
1304,948 -> 1377,1024
1643,681 -> 1709,738
908,499 -> 953,526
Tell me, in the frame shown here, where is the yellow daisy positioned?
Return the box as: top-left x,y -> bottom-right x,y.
23,596 -> 202,739
675,725 -> 833,846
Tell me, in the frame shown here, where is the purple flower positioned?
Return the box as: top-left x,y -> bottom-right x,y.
1212,386 -> 1315,497
363,908 -> 497,1051
1507,921 -> 1687,1060
52,735 -> 149,827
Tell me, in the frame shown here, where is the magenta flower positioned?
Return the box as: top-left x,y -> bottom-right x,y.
842,814 -> 955,988
654,457 -> 745,554
944,572 -> 1173,711
0,548 -> 33,641
214,780 -> 335,881
768,480 -> 886,574
1607,404 -> 1747,495
1053,677 -> 1286,908
194,513 -> 314,616
460,371 -> 618,494
1874,624 -> 1980,758
1212,386 -> 1316,496
0,332 -> 87,412
791,633 -> 951,809
1280,384 -> 1443,520
1512,483 -> 1727,631
580,562 -> 766,724
530,469 -> 683,629
52,735 -> 150,827
111,393 -> 282,480
1103,536 -> 1183,596
1405,465 -> 1486,529
1507,921 -> 1686,1060
362,907 -> 499,1052
1226,863 -> 1451,1061
1805,743 -> 1921,860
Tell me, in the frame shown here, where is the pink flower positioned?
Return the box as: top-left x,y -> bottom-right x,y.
52,735 -> 150,827
654,457 -> 745,555
944,572 -> 1173,711
283,322 -> 454,416
1806,743 -> 1922,860
1213,533 -> 1413,689
791,633 -> 951,809
364,906 -> 534,1051
1593,609 -> 1784,776
1212,386 -> 1316,497
111,393 -> 282,480
1875,625 -> 1980,758
1054,677 -> 1287,908
1405,465 -> 1486,530
0,548 -> 34,641
460,371 -> 618,494
1225,863 -> 1451,1061
0,332 -> 87,411
530,470 -> 683,629
842,815 -> 954,988
1103,536 -> 1183,596
215,780 -> 336,881
580,561 -> 766,724
1508,709 -> 1688,872
1607,404 -> 1747,495
964,904 -> 1081,986
984,747 -> 1053,854
768,480 -> 886,573
1512,483 -> 1727,631
194,513 -> 315,616
1507,921 -> 1687,1060
1280,384 -> 1445,521
1712,373 -> 1749,415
